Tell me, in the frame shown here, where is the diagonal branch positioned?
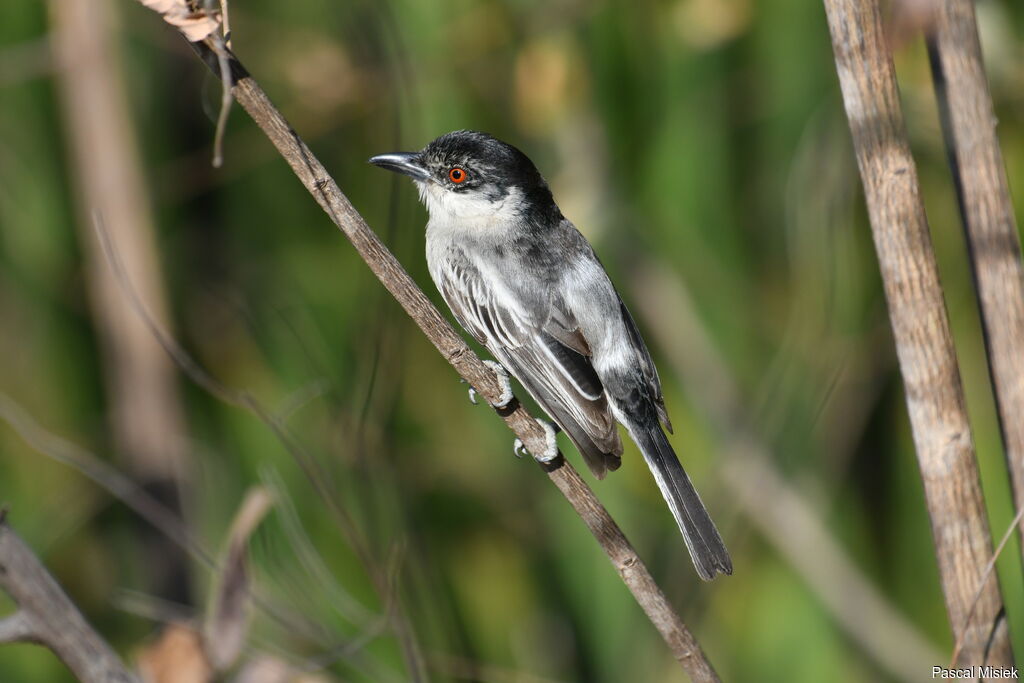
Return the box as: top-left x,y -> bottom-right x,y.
0,514 -> 139,682
131,10 -> 721,681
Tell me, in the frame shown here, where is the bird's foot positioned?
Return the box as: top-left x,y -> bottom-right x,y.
482,360 -> 513,408
463,361 -> 512,407
513,419 -> 559,463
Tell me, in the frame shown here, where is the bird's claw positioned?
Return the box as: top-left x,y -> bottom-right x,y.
513,419 -> 559,463
483,360 -> 513,408
462,361 -> 512,408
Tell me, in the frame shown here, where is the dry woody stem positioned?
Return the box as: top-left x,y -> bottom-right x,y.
926,0 -> 1024,553
0,515 -> 139,683
125,18 -> 723,682
822,0 -> 1012,668
49,0 -> 193,612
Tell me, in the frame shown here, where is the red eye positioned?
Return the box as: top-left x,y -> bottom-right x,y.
448,167 -> 467,183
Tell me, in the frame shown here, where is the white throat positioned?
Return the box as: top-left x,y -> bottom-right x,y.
417,182 -> 524,234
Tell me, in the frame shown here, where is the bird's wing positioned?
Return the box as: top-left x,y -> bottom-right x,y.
436,256 -> 623,477
618,300 -> 672,432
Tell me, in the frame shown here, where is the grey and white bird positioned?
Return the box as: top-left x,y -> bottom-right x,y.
370,130 -> 731,580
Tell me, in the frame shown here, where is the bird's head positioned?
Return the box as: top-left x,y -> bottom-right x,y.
369,130 -> 559,226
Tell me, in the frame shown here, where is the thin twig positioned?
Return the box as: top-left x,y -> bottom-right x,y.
822,0 -> 1012,667
951,502 -> 1024,666
91,215 -> 374,568
210,31 -> 232,167
0,517 -> 140,682
259,468 -> 377,626
217,0 -> 231,47
130,9 -> 721,678
926,0 -> 1024,553
0,391 -> 212,567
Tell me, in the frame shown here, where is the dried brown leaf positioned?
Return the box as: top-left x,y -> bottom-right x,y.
233,654 -> 334,683
204,488 -> 274,672
138,623 -> 212,683
138,0 -> 221,42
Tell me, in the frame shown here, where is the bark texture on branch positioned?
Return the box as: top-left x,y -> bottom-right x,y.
822,0 -> 1011,669
0,516 -> 139,683
926,0 -> 1024,550
121,27 -> 721,681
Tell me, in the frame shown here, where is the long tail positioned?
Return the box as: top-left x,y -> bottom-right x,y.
630,424 -> 732,580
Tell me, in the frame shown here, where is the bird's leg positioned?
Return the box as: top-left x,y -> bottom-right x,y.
482,360 -> 513,408
464,360 -> 514,408
513,419 -> 559,463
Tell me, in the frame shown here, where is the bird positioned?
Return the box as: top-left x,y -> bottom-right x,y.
370,130 -> 731,580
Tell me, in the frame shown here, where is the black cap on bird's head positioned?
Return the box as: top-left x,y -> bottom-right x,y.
369,130 -> 559,222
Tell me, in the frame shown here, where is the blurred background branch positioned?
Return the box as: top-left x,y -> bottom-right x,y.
47,0 -> 192,608
0,513 -> 139,683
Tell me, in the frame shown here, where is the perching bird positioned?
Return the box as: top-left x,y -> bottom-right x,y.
370,130 -> 731,580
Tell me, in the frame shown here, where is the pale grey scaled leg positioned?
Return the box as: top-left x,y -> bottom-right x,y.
513,418 -> 559,463
461,359 -> 558,462
482,360 -> 513,408
465,360 -> 514,408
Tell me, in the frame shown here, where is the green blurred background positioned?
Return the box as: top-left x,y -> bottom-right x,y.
1,0 -> 1023,681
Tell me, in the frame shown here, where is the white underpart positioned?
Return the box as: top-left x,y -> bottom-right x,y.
416,181 -> 524,231
422,183 -> 534,335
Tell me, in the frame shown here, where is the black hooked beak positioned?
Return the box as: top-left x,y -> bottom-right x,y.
368,152 -> 431,181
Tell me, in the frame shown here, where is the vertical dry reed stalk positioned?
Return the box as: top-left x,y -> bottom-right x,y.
49,0 -> 191,600
926,0 -> 1024,552
822,0 -> 1013,668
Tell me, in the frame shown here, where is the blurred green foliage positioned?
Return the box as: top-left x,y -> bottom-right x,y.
1,0 -> 1023,681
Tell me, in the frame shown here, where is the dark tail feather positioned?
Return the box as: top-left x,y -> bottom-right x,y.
632,425 -> 732,580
